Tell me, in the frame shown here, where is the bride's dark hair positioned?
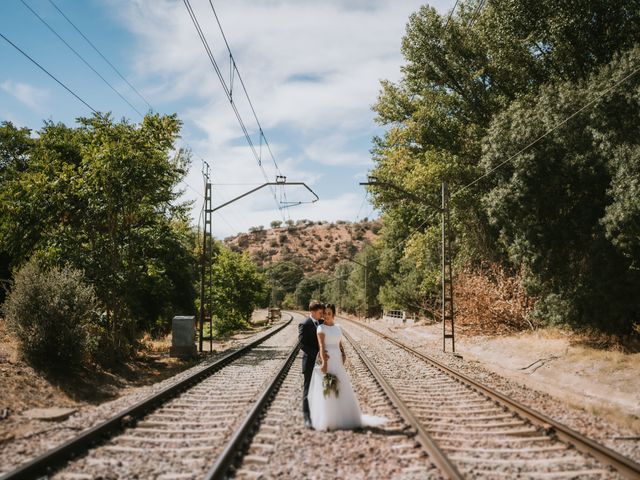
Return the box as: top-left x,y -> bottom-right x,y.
324,303 -> 336,315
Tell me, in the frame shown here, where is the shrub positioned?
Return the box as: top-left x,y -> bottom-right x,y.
454,263 -> 537,335
3,259 -> 99,369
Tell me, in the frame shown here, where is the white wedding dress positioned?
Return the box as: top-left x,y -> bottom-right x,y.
307,324 -> 386,431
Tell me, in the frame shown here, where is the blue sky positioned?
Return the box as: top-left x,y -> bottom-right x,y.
0,0 -> 452,239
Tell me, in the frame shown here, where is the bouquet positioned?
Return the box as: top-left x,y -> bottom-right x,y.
322,373 -> 340,398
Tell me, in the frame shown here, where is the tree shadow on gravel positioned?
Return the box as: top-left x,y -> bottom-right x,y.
35,353 -> 198,405
352,426 -> 411,436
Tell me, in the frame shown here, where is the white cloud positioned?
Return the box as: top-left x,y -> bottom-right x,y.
111,0 -> 453,236
0,80 -> 50,112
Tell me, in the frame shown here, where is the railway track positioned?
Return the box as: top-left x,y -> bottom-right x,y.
232,311 -> 443,479
341,317 -> 640,479
0,315 -> 298,480
4,311 -> 637,479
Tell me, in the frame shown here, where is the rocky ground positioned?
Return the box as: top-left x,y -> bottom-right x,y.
0,310 -> 275,473
2,310 -> 638,477
362,316 -> 640,463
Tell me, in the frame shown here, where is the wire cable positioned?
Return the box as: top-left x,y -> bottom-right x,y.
443,0 -> 460,30
20,0 -> 144,118
355,191 -> 369,223
208,0 -> 283,178
47,0 -> 153,112
182,0 -> 284,219
182,180 -> 205,199
467,0 -> 486,28
0,30 -> 97,113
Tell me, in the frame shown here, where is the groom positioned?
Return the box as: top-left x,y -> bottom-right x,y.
299,299 -> 324,428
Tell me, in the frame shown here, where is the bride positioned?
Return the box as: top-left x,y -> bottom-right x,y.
307,303 -> 385,430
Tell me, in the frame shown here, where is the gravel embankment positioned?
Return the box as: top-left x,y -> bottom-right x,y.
0,320 -> 291,476
234,317 -> 443,479
359,318 -> 640,465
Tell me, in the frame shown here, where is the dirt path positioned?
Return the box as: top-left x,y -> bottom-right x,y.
374,320 -> 640,426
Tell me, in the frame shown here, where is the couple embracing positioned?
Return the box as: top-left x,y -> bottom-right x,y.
298,300 -> 385,430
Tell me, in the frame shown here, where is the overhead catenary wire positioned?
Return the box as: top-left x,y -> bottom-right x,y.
207,0 -> 282,177
4,4 -> 210,232
47,0 -> 153,112
182,0 -> 285,220
354,191 -> 369,223
0,31 -> 96,113
207,1 -> 295,213
19,0 -> 144,118
44,0 -> 215,207
467,0 -> 486,28
443,0 -> 460,30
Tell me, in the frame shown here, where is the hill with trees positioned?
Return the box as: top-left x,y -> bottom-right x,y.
225,219 -> 381,274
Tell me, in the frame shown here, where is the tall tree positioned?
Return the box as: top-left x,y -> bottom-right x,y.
210,243 -> 267,334
482,47 -> 640,333
0,113 -> 195,349
0,121 -> 34,301
369,0 -> 640,330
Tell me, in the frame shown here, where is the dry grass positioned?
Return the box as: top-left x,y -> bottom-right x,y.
137,333 -> 172,355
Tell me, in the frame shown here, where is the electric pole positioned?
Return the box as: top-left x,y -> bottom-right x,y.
442,181 -> 455,352
199,162 -> 213,353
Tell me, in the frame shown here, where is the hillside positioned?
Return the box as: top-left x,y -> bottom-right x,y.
225,219 -> 381,273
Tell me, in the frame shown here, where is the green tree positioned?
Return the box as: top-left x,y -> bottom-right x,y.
0,113 -> 195,353
0,121 -> 33,178
0,121 -> 34,301
323,262 -> 354,309
369,0 -> 640,330
3,258 -> 98,369
338,245 -> 382,318
210,243 -> 267,335
481,47 -> 640,333
294,273 -> 329,309
265,260 -> 304,306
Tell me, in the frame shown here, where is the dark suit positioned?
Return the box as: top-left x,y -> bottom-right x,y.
298,315 -> 320,419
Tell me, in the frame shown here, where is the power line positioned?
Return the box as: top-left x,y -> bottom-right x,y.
5,5 -> 210,223
452,63 -> 640,198
467,0 -> 486,28
355,193 -> 367,222
182,0 -> 284,219
443,0 -> 460,30
214,211 -> 241,237
20,0 -> 144,118
0,31 -> 96,113
47,0 -> 153,112
182,180 -> 205,199
208,0 -> 283,177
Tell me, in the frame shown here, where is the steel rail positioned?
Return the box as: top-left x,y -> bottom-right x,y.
342,329 -> 464,480
205,334 -> 301,479
0,315 -> 294,480
343,318 -> 640,479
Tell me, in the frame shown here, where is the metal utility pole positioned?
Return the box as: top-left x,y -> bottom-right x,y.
441,181 -> 455,353
199,162 -> 213,353
345,257 -> 368,320
359,177 -> 455,351
363,256 -> 368,320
